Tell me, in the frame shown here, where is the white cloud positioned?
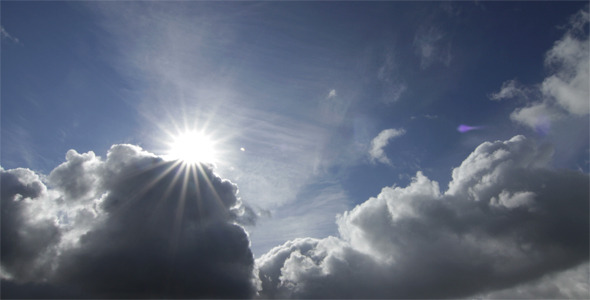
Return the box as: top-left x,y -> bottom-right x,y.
327,89 -> 336,98
368,128 -> 406,165
489,79 -> 532,101
510,102 -> 563,135
1,145 -> 258,298
256,135 -> 589,298
542,32 -> 589,114
491,9 -> 589,133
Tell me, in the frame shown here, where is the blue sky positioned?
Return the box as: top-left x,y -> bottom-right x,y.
1,2 -> 589,298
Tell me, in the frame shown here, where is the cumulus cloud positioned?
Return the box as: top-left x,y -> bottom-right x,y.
368,128 -> 406,165
491,8 -> 589,133
1,168 -> 60,283
256,135 -> 589,298
1,144 -> 257,298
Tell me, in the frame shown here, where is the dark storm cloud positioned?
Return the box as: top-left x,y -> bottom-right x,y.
1,144 -> 257,298
256,135 -> 589,298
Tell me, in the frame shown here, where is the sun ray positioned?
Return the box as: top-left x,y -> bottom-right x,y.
107,159 -> 180,221
196,162 -> 230,220
189,164 -> 204,222
168,164 -> 191,257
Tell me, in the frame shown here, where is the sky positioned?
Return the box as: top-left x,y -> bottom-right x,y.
1,1 -> 589,299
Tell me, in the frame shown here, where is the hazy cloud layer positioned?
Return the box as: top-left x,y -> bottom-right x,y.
413,26 -> 452,69
377,50 -> 407,104
1,145 -> 257,298
491,9 -> 589,133
256,135 -> 589,298
368,128 -> 406,165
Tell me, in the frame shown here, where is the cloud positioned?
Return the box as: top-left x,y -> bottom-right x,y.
1,168 -> 60,283
1,144 -> 257,298
413,26 -> 452,69
488,79 -> 535,101
327,89 -> 337,98
256,135 -> 589,298
1,26 -> 21,44
490,8 -> 589,133
368,128 -> 406,165
476,261 -> 589,299
377,50 -> 407,103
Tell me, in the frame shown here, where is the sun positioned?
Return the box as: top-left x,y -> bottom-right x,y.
167,131 -> 217,164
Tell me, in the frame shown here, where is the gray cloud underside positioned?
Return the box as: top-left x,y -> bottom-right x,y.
256,135 -> 589,299
1,145 -> 257,298
2,135 -> 588,299
1,138 -> 588,299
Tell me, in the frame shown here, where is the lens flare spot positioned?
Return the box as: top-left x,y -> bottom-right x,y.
457,124 -> 483,133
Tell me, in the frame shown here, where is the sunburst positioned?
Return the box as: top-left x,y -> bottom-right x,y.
166,130 -> 217,165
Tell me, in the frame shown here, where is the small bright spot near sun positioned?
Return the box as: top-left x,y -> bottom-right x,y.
167,131 -> 217,164
240,147 -> 245,152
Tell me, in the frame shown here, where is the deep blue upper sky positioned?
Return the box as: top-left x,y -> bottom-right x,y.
2,1 -> 588,256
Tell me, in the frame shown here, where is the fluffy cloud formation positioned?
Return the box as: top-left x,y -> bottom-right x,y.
491,9 -> 589,133
1,144 -> 257,298
368,128 -> 406,165
256,135 -> 589,298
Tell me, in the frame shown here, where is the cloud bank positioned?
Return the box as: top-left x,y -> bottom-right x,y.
2,136 -> 587,298
1,145 -> 257,298
256,135 -> 589,298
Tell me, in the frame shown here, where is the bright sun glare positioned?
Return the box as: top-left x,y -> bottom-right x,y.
167,131 -> 217,164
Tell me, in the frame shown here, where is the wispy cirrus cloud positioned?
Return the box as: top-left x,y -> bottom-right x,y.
1,26 -> 21,44
377,50 -> 407,103
413,26 -> 452,69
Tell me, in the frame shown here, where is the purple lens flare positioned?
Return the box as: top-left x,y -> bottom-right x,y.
457,124 -> 483,133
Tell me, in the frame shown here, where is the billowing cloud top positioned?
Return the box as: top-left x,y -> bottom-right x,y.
257,135 -> 589,298
2,136 -> 588,299
1,144 -> 257,298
